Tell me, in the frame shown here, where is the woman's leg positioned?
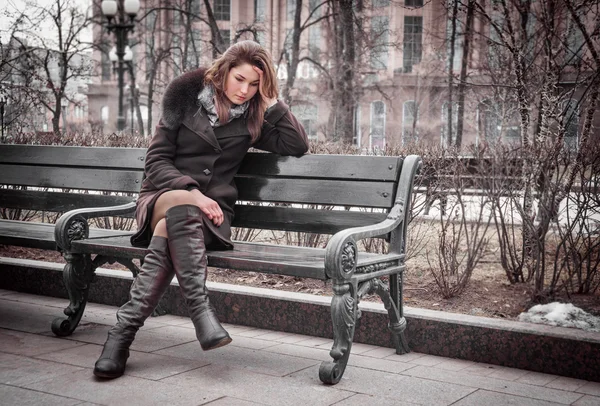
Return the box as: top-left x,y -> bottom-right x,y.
94,220 -> 174,379
164,203 -> 231,350
151,190 -> 231,350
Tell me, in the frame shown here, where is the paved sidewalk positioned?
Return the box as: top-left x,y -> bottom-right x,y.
0,289 -> 599,406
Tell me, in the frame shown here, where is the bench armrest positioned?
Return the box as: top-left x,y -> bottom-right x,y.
324,155 -> 422,280
54,202 -> 137,251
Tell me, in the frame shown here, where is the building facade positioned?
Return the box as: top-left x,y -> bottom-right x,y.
88,0 -> 599,150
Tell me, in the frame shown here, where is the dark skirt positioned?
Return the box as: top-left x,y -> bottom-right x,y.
130,188 -> 233,250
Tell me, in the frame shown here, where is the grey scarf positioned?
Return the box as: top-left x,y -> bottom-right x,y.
197,84 -> 249,127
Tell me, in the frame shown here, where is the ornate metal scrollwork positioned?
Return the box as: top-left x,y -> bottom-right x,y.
356,260 -> 397,274
66,218 -> 88,242
337,239 -> 357,279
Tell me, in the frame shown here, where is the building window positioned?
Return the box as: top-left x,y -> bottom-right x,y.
478,100 -> 500,143
101,40 -> 111,81
565,15 -> 584,66
254,0 -> 266,22
441,101 -> 458,148
370,101 -> 386,151
213,0 -> 230,21
561,99 -> 579,151
446,0 -> 463,72
353,105 -> 361,147
291,104 -> 318,140
101,106 -> 109,125
309,26 -> 321,58
191,0 -> 201,17
309,0 -> 321,18
186,29 -> 202,69
403,16 -> 422,73
402,100 -> 418,145
373,0 -> 390,7
370,16 -> 389,70
287,0 -> 296,21
405,0 -> 423,6
214,29 -> 231,57
488,10 -> 504,69
256,30 -> 266,45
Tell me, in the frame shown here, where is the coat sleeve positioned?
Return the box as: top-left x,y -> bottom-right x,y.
252,100 -> 310,155
143,120 -> 200,191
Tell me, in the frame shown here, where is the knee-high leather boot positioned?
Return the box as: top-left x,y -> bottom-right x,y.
94,236 -> 174,379
165,204 -> 232,351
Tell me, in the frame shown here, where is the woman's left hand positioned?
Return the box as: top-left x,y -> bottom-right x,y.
253,66 -> 277,109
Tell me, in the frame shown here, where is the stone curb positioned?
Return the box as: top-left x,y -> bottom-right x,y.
1,257 -> 599,382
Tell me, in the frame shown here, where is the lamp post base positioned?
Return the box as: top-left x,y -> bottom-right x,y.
117,116 -> 126,132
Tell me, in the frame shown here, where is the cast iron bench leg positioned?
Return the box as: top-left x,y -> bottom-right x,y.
52,252 -> 93,337
319,281 -> 357,384
388,273 -> 410,354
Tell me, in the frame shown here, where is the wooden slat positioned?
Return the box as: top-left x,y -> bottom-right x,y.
0,220 -> 132,250
236,178 -> 396,208
0,189 -> 136,213
0,165 -> 143,193
232,205 -> 387,234
0,145 -> 147,169
71,237 -> 403,280
238,153 -> 402,181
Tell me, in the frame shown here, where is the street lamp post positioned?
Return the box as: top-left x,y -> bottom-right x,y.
0,94 -> 5,143
101,0 -> 140,132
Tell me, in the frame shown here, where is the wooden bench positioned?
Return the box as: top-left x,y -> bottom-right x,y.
0,144 -> 422,384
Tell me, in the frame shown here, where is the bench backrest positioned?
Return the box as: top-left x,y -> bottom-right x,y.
0,145 -> 404,234
0,145 -> 146,213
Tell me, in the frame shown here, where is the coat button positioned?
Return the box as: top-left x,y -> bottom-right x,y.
203,169 -> 211,175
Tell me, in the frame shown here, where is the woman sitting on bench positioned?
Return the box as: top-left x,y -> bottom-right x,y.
94,40 -> 309,379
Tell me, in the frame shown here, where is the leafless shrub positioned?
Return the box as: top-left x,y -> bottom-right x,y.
425,153 -> 492,298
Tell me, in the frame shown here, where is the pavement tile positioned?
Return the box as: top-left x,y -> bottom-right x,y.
0,353 -> 84,386
0,300 -> 64,334
160,363 -> 352,406
383,351 -> 426,363
577,381 -> 600,397
0,329 -> 85,357
226,335 -> 280,350
348,353 -> 418,374
155,341 -> 319,377
573,395 -> 600,406
246,331 -> 306,342
461,362 -> 503,377
517,371 -> 562,386
202,396 -> 267,405
545,376 -> 588,392
433,358 -> 476,372
262,342 -> 331,361
131,325 -> 198,352
487,365 -> 531,381
0,292 -> 67,309
315,342 -> 381,355
406,354 -> 447,366
294,336 -> 333,347
358,346 -> 398,359
35,343 -> 210,381
0,383 -> 82,406
236,328 -> 274,338
23,369 -> 223,406
290,363 -> 476,406
0,289 -> 16,296
452,388 -> 569,406
403,365 -> 583,404
330,393 -> 420,405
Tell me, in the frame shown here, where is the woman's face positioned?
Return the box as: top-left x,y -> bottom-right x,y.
224,63 -> 260,105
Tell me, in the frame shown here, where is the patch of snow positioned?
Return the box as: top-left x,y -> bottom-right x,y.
518,302 -> 600,332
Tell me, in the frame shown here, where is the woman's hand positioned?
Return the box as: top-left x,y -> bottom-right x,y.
190,189 -> 224,226
252,66 -> 277,110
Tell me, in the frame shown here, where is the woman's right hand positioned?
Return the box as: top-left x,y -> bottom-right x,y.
190,189 -> 224,226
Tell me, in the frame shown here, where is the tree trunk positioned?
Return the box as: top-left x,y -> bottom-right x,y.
455,0 -> 475,149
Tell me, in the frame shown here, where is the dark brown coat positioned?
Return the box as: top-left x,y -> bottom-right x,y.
131,68 -> 309,247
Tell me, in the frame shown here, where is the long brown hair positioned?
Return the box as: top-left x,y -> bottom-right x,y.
204,40 -> 278,142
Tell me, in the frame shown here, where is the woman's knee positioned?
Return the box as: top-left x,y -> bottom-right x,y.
151,190 -> 197,229
153,218 -> 167,238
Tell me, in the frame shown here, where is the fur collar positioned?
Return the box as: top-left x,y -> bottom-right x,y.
161,67 -> 207,130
